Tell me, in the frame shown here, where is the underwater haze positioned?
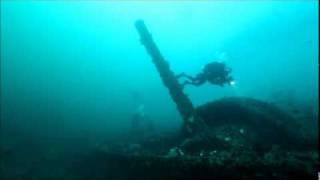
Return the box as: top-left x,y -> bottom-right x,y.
0,1 -> 319,179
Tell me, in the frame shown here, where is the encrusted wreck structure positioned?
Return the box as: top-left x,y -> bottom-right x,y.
71,20 -> 317,180
135,20 -> 207,135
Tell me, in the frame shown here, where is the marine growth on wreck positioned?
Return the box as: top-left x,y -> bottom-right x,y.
1,1 -> 318,180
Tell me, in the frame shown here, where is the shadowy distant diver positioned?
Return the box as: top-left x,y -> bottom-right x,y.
130,91 -> 155,140
176,61 -> 234,87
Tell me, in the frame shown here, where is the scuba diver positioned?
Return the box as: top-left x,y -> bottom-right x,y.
130,91 -> 155,141
176,61 -> 234,88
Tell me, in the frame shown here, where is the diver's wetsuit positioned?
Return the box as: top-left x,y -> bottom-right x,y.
177,62 -> 233,87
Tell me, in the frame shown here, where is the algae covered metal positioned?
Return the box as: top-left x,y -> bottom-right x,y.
134,20 -> 206,134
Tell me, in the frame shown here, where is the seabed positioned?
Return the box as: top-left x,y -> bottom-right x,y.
70,97 -> 317,180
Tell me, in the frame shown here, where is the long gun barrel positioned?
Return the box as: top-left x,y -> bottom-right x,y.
134,20 -> 206,134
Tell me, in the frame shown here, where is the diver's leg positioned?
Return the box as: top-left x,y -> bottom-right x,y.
176,73 -> 197,81
192,79 -> 206,86
176,72 -> 186,79
182,80 -> 191,87
182,79 -> 205,87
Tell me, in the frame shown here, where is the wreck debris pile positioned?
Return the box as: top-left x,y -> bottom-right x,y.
70,21 -> 317,180
77,97 -> 317,180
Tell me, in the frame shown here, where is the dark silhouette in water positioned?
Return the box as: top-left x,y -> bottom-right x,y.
176,61 -> 234,87
130,104 -> 155,140
129,90 -> 155,141
131,90 -> 144,106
